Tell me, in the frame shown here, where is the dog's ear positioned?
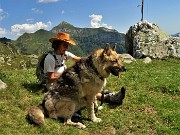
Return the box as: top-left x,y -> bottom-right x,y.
105,43 -> 110,50
112,44 -> 116,51
103,43 -> 111,56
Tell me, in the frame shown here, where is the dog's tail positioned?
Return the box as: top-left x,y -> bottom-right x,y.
28,101 -> 45,126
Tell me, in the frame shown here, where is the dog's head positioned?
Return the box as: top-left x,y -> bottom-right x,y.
93,43 -> 126,78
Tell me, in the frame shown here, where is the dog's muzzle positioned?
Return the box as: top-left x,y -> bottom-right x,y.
108,66 -> 126,77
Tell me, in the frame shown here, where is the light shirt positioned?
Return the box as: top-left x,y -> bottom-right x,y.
44,51 -> 75,75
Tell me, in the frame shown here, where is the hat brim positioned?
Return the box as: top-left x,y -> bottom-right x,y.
49,38 -> 76,45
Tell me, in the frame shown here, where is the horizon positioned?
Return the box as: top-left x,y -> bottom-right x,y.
0,0 -> 180,40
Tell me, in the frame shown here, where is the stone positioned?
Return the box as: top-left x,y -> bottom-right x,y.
143,57 -> 152,64
119,53 -> 136,63
0,79 -> 7,90
125,20 -> 180,59
0,57 -> 5,64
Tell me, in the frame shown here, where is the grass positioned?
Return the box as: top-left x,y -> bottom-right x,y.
0,58 -> 180,135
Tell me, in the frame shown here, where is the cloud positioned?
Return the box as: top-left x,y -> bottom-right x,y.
0,27 -> 7,37
32,8 -> 43,14
37,0 -> 59,3
0,8 -> 8,21
26,18 -> 34,23
11,21 -> 52,36
89,14 -> 112,29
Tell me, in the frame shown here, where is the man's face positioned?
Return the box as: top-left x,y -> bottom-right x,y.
58,42 -> 69,54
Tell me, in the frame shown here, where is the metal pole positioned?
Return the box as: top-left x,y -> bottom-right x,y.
141,0 -> 144,21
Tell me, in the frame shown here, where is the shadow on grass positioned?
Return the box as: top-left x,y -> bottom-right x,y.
22,83 -> 47,93
26,112 -> 88,127
107,104 -> 122,109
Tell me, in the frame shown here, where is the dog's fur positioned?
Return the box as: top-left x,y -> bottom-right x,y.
28,44 -> 126,129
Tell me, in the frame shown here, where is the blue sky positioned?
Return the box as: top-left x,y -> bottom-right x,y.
0,0 -> 180,40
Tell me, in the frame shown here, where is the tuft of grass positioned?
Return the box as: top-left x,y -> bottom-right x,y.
0,58 -> 180,135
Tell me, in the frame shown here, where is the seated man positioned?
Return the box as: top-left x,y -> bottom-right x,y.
36,32 -> 126,106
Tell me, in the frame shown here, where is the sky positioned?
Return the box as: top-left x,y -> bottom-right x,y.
0,0 -> 180,40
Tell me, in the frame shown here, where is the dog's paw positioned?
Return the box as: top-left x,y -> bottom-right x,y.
64,121 -> 86,129
77,122 -> 86,129
92,117 -> 102,122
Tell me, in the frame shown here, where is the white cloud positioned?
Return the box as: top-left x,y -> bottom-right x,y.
26,18 -> 34,23
0,27 -> 7,37
89,14 -> 112,29
11,21 -> 52,36
32,8 -> 43,14
37,0 -> 59,3
0,8 -> 8,21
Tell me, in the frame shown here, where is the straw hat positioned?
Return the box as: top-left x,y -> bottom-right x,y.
49,32 -> 76,45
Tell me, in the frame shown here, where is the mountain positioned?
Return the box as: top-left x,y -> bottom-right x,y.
172,32 -> 180,37
14,29 -> 54,55
0,37 -> 19,56
13,21 -> 125,56
0,42 -> 19,56
0,37 -> 12,43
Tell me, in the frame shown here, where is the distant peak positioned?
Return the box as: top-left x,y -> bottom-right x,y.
99,27 -> 117,32
58,21 -> 75,27
61,21 -> 70,24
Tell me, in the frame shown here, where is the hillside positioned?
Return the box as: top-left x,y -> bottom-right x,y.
0,42 -> 19,56
0,58 -> 180,134
13,21 -> 125,56
0,39 -> 37,69
14,29 -> 54,55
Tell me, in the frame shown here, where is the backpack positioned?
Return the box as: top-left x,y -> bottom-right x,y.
36,51 -> 68,85
36,51 -> 55,85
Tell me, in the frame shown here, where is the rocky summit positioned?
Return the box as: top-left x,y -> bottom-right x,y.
125,20 -> 180,59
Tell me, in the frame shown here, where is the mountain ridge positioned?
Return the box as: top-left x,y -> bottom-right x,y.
13,21 -> 125,56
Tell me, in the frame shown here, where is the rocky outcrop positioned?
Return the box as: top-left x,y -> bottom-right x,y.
125,20 -> 180,59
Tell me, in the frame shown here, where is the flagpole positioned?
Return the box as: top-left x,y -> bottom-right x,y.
141,0 -> 144,21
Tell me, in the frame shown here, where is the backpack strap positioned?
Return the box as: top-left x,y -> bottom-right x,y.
48,51 -> 65,68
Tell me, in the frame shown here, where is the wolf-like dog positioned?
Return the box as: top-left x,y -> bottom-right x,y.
28,44 -> 126,129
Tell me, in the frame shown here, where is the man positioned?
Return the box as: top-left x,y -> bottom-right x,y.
43,32 -> 126,105
44,32 -> 81,90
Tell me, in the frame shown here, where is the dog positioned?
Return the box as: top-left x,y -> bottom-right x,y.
28,43 -> 126,129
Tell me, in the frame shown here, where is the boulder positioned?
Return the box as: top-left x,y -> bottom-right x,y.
125,20 -> 180,59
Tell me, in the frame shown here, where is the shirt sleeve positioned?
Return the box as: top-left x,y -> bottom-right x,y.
65,51 -> 76,60
44,54 -> 56,73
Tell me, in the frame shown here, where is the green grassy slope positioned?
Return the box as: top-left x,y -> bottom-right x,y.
0,58 -> 180,135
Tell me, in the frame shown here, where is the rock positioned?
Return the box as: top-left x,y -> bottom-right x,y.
0,79 -> 7,90
31,58 -> 38,65
0,57 -> 5,65
119,53 -> 136,63
6,57 -> 12,66
125,20 -> 180,59
143,57 -> 152,64
20,60 -> 27,70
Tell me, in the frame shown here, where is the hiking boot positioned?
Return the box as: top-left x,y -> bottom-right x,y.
105,86 -> 126,105
103,89 -> 113,94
